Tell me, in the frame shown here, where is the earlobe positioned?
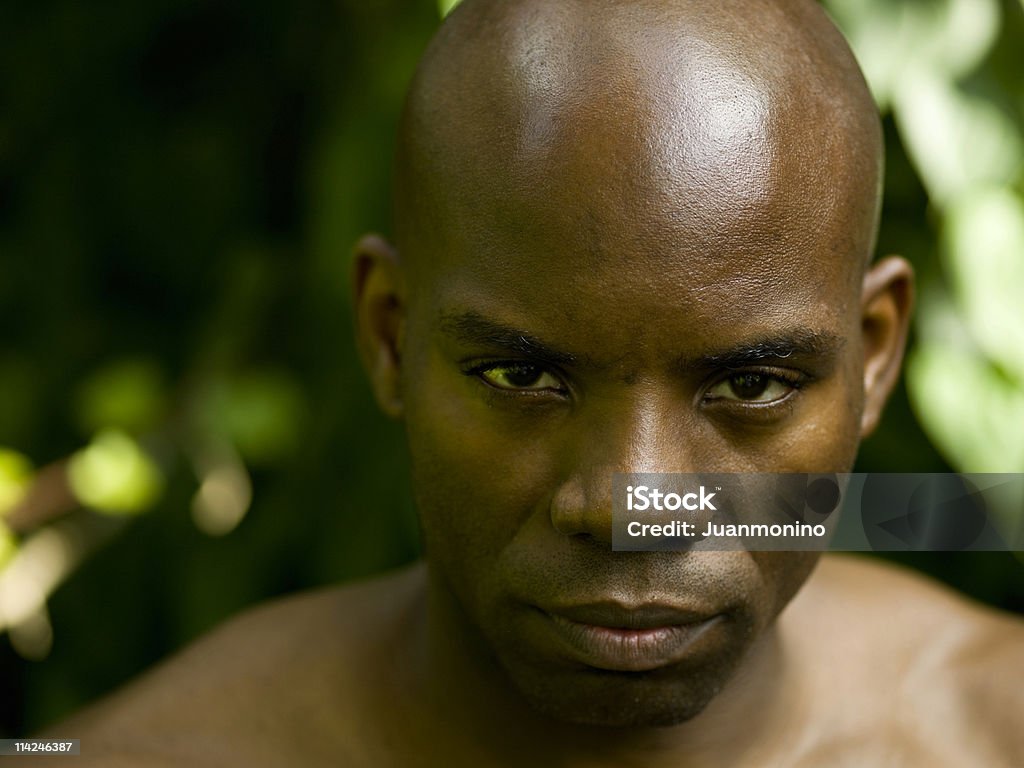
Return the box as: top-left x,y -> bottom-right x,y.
860,255 -> 914,437
352,234 -> 406,419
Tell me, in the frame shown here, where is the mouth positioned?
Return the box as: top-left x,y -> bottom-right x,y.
538,602 -> 724,673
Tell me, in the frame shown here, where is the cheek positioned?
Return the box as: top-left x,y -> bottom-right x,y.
818,361 -> 865,467
401,347 -> 557,582
765,370 -> 864,472
750,551 -> 820,624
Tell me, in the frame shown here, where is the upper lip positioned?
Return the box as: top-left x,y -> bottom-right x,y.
543,601 -> 715,630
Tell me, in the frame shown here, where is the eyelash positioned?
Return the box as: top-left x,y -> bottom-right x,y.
461,361 -> 810,414
701,367 -> 809,423
461,360 -> 570,398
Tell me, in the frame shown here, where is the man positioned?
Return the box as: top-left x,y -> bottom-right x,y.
15,0 -> 1024,765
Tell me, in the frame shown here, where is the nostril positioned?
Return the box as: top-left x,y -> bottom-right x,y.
549,473 -> 616,544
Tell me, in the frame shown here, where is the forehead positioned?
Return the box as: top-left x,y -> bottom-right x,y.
401,0 -> 877,351
419,55 -> 867,269
412,108 -> 863,367
422,217 -> 854,373
415,107 -> 863,362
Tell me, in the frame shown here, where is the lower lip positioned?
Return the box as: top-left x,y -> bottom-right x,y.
543,613 -> 722,673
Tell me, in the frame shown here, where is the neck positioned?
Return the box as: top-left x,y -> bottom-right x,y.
401,563 -> 809,768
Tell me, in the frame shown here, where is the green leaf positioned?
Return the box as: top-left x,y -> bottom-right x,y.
0,448 -> 34,516
438,0 -> 462,18
67,430 -> 164,514
894,76 -> 1023,205
943,188 -> 1024,382
908,345 -> 1024,472
202,370 -> 306,465
74,360 -> 168,435
0,520 -> 17,569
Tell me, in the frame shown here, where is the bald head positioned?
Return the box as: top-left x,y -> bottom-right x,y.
393,0 -> 881,287
354,0 -> 912,732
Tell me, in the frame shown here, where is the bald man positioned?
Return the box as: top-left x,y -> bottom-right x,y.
14,1 -> 1024,765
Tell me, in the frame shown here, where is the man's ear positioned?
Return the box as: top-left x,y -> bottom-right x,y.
352,234 -> 406,418
860,255 -> 914,437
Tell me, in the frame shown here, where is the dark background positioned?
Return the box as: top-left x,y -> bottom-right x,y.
1,0 -> 1022,737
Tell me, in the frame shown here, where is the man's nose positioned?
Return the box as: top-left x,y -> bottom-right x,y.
549,396 -> 695,544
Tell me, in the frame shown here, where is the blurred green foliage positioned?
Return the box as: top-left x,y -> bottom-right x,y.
67,430 -> 163,514
0,450 -> 33,518
1,0 -> 1022,738
826,0 -> 1024,477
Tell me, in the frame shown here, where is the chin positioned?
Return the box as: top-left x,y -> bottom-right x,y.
501,662 -> 735,728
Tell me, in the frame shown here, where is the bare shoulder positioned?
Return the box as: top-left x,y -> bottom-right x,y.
789,554 -> 1024,764
19,562 -> 427,768
805,553 -> 1024,644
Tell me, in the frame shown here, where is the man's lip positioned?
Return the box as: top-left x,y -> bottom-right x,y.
536,604 -> 724,672
543,601 -> 714,630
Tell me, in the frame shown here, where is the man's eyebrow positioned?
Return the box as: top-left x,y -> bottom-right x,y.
438,311 -> 579,366
439,313 -> 842,371
681,330 -> 845,372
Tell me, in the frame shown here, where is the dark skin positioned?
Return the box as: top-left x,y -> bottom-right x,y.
14,1 -> 1024,766
361,0 -> 903,736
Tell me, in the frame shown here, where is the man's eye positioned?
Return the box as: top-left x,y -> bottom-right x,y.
705,372 -> 797,403
476,363 -> 563,392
